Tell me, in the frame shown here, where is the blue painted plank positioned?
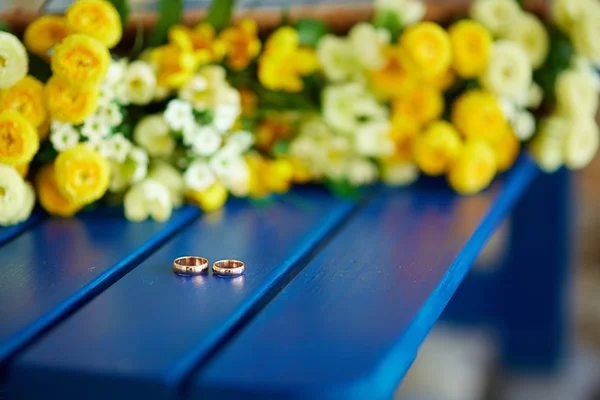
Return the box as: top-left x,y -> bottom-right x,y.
0,206 -> 200,364
8,187 -> 358,400
191,156 -> 539,400
0,210 -> 44,247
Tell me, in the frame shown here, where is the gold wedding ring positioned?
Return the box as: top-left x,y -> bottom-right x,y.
212,260 -> 245,277
173,256 -> 209,276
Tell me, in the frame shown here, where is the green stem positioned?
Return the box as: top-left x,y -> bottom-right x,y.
205,0 -> 236,31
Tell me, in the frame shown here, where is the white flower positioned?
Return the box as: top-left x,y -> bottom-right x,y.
374,0 -> 426,27
97,102 -> 123,127
529,116 -> 569,172
12,182 -> 35,225
317,35 -> 360,82
564,117 -> 599,169
109,147 -> 148,193
154,85 -> 171,101
347,158 -> 378,186
81,115 -> 111,141
104,133 -> 132,163
525,82 -> 543,109
121,60 -> 157,105
480,41 -> 532,101
552,0 -> 592,35
129,147 -> 149,183
225,130 -> 254,153
0,165 -> 32,226
323,83 -> 387,132
51,123 -> 80,151
470,0 -> 522,37
213,104 -> 240,132
147,161 -> 185,207
512,110 -> 536,141
164,99 -> 194,131
184,160 -> 216,192
573,56 -> 600,90
381,161 -> 420,186
572,3 -> 600,67
124,179 -> 173,222
503,13 -> 549,69
101,59 -> 127,103
184,125 -> 222,156
499,97 -> 517,121
348,23 -> 390,71
555,68 -> 599,119
133,114 -> 176,157
213,154 -> 251,197
354,120 -> 395,157
0,32 -> 28,89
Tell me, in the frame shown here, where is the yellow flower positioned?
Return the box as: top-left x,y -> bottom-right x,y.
36,163 -> 82,217
0,110 -> 39,166
150,43 -> 200,89
414,121 -> 463,176
264,158 -> 295,194
15,162 -> 29,177
24,15 -> 70,58
247,153 -> 270,198
255,115 -> 295,152
45,76 -> 99,124
392,86 -> 444,127
493,126 -> 520,172
424,68 -> 456,91
448,139 -> 497,195
451,89 -> 507,143
370,45 -> 417,100
66,0 -> 122,48
238,87 -> 258,118
168,23 -> 225,65
0,32 -> 28,89
187,182 -> 229,212
387,115 -> 420,162
220,19 -> 262,70
38,118 -> 51,141
289,157 -> 312,184
51,34 -> 111,87
448,20 -> 492,78
0,76 -> 47,128
258,27 -> 319,92
54,143 -> 110,205
400,22 -> 453,79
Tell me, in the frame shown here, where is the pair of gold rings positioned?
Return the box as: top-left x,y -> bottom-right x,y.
173,256 -> 245,277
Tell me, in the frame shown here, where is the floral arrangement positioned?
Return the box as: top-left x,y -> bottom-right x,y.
0,0 -> 598,226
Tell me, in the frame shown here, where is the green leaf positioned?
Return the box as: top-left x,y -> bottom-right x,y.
205,0 -> 236,31
27,53 -> 52,83
325,179 -> 361,198
294,18 -> 330,47
0,20 -> 11,33
147,0 -> 183,48
271,140 -> 290,157
373,10 -> 402,40
108,0 -> 130,24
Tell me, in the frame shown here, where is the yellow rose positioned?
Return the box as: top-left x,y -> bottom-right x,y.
414,121 -> 463,176
400,22 -> 453,79
219,19 -> 262,71
24,15 -> 70,59
0,76 -> 47,128
51,34 -> 111,87
0,110 -> 39,166
448,139 -> 497,195
45,76 -> 99,124
493,127 -> 520,172
36,163 -> 83,217
66,0 -> 122,48
448,20 -> 492,78
54,143 -> 111,205
0,32 -> 28,89
451,89 -> 507,143
370,46 -> 418,100
187,182 -> 229,212
392,86 -> 444,127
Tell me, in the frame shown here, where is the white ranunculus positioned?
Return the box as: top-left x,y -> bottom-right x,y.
480,40 -> 532,101
564,117 -> 599,169
225,130 -> 254,153
555,69 -> 599,119
213,104 -> 240,132
0,32 -> 28,89
381,161 -> 420,186
348,23 -> 390,71
124,179 -> 173,222
512,110 -> 536,141
354,120 -> 395,157
184,125 -> 222,156
164,99 -> 195,131
133,114 -> 176,157
121,60 -> 157,105
323,83 -> 387,133
499,97 -> 518,121
525,82 -> 544,109
147,161 -> 185,207
552,0 -> 591,34
316,35 -> 359,82
0,165 -> 32,226
347,158 -> 378,186
108,147 -> 149,193
470,0 -> 522,37
215,155 -> 251,197
528,116 -> 569,172
571,2 -> 600,67
503,13 -> 549,69
51,123 -> 80,151
374,0 -> 426,27
11,183 -> 35,226
184,160 -> 216,192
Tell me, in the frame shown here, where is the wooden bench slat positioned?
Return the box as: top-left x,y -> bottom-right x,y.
0,207 -> 200,364
7,187 -> 358,400
190,157 -> 539,400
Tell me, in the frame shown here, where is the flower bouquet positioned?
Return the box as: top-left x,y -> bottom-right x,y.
0,0 -> 598,226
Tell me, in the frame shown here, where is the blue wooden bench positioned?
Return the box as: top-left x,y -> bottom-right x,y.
0,155 -> 570,399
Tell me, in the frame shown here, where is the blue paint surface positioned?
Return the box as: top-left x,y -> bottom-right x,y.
0,206 -> 199,364
8,187 -> 357,400
0,210 -> 44,247
190,157 -> 538,399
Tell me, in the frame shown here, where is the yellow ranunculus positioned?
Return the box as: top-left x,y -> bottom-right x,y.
38,118 -> 51,141
0,76 -> 47,128
255,115 -> 295,152
15,163 -> 29,178
54,143 -> 110,205
400,22 -> 453,79
414,121 -> 463,176
24,15 -> 70,58
289,156 -> 312,184
239,87 -> 258,118
45,76 -> 99,124
370,45 -> 418,100
51,34 -> 111,87
169,23 -> 225,65
247,153 -> 270,198
448,20 -> 492,78
66,0 -> 122,48
387,115 -> 420,162
392,86 -> 444,127
264,158 -> 295,194
425,68 -> 456,91
258,27 -> 319,92
220,19 -> 262,71
0,32 -> 28,89
149,43 -> 200,89
187,182 -> 229,212
448,139 -> 497,195
493,127 -> 520,172
36,163 -> 83,217
0,110 -> 39,165
451,89 -> 507,143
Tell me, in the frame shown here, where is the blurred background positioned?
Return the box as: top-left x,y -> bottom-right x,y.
1,0 -> 599,399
